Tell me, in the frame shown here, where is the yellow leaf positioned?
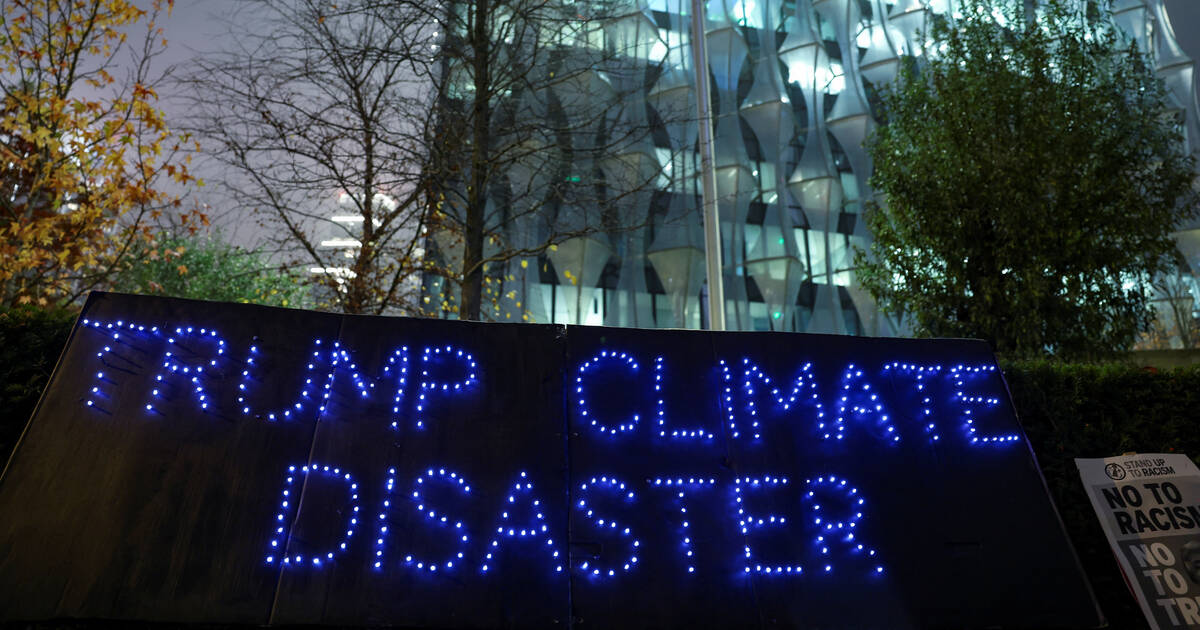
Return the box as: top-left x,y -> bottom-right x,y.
0,0 -> 192,307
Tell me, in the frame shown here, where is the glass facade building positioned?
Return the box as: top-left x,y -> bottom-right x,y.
427,0 -> 1200,337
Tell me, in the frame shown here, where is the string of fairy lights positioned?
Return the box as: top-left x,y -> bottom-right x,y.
77,316 -> 1021,579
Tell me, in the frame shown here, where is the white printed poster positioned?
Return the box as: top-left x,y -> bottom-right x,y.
1078,454 -> 1200,629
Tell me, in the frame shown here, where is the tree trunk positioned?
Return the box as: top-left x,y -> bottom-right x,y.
346,130 -> 376,315
460,0 -> 491,321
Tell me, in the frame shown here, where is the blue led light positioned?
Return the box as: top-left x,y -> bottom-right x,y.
649,477 -> 716,573
733,476 -> 803,575
950,364 -> 1019,445
719,360 -> 738,439
654,356 -> 714,440
574,350 -> 641,435
382,347 -> 410,430
325,342 -> 374,412
373,467 -> 397,569
76,322 -> 1014,587
575,476 -> 640,577
238,339 -> 326,420
834,364 -> 898,443
803,475 -> 882,576
148,326 -> 227,414
415,346 -> 477,430
236,339 -> 372,420
267,462 -> 360,568
721,358 -> 823,441
483,470 -> 563,574
884,362 -> 944,443
403,467 -> 471,573
82,319 -> 156,412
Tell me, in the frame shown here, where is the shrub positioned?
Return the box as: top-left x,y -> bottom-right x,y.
1003,360 -> 1200,629
0,306 -> 77,459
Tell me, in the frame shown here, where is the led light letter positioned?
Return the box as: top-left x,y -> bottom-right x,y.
803,475 -> 882,576
720,358 -> 823,441
833,364 -> 898,443
949,364 -> 1019,446
884,362 -> 944,443
649,476 -> 717,573
652,356 -> 714,440
373,467 -> 398,569
319,341 -> 373,414
402,467 -> 472,573
733,476 -> 803,575
574,476 -> 640,578
81,319 -> 157,412
482,471 -> 563,574
573,350 -> 643,436
266,463 -> 360,568
414,346 -> 477,430
382,346 -> 410,430
238,339 -> 330,421
148,325 -> 227,414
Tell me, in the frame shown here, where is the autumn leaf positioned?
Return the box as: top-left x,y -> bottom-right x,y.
0,0 -> 194,308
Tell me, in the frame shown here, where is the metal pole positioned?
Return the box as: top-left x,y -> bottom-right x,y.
690,0 -> 725,331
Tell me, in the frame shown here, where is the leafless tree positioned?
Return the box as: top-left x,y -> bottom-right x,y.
185,0 -> 433,314
417,0 -> 675,320
187,0 -> 681,319
1145,260 -> 1200,349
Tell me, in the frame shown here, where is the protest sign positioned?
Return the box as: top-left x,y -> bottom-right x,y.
0,292 -> 1102,628
1078,454 -> 1200,629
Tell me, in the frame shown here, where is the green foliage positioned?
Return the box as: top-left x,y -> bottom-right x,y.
0,306 -> 76,460
1004,360 -> 1200,629
111,234 -> 311,308
859,0 -> 1198,359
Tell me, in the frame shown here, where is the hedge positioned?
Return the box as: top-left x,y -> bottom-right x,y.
1003,360 -> 1200,629
2,309 -> 1198,628
0,307 -> 77,462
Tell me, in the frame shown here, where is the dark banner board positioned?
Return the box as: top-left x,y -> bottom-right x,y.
0,292 -> 1101,629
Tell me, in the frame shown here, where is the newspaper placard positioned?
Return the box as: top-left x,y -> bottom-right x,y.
1078,454 -> 1200,629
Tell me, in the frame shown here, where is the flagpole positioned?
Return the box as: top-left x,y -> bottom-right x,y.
690,0 -> 726,331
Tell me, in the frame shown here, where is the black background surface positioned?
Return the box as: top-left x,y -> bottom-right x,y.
0,292 -> 1101,629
